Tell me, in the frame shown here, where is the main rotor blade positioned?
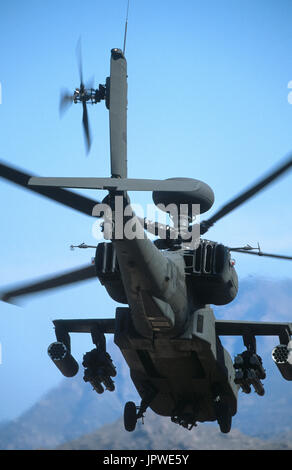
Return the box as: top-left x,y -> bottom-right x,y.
200,153 -> 292,234
230,249 -> 292,261
1,264 -> 97,304
0,161 -> 99,217
82,101 -> 91,153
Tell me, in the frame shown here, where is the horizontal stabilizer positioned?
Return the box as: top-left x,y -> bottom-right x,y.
28,177 -> 204,192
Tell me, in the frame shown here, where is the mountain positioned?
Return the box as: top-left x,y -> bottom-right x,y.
0,278 -> 291,450
57,412 -> 292,450
0,345 -> 139,450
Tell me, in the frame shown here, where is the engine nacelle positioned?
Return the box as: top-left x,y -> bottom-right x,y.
272,342 -> 292,381
184,241 -> 238,305
95,240 -> 239,306
95,242 -> 127,304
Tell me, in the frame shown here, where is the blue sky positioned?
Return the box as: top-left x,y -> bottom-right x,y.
0,0 -> 292,422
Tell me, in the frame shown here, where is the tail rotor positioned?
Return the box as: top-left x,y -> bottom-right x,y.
59,38 -> 96,154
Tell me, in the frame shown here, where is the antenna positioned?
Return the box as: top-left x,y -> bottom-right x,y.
123,0 -> 130,55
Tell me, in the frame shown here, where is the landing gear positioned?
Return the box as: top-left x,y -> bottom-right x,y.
124,401 -> 137,432
123,387 -> 156,432
214,398 -> 232,434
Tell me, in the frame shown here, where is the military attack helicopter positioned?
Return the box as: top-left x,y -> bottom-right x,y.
1,41 -> 292,435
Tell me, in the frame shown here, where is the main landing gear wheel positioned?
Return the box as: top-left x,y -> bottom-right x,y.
124,401 -> 137,432
214,400 -> 232,434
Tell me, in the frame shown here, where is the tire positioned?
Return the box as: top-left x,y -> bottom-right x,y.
124,401 -> 137,432
218,413 -> 232,433
214,400 -> 232,434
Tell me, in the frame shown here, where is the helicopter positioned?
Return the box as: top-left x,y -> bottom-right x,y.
1,45 -> 292,435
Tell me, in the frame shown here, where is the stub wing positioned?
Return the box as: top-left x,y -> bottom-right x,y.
216,319 -> 292,382
215,319 -> 292,340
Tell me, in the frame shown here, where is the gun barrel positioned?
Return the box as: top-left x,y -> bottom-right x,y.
48,341 -> 79,377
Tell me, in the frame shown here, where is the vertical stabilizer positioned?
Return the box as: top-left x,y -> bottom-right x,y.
109,48 -> 127,178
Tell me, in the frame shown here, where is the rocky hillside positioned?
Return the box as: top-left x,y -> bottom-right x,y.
57,411 -> 292,451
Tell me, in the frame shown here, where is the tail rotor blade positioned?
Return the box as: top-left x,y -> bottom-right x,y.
82,101 -> 91,153
85,75 -> 95,91
59,88 -> 74,117
59,38 -> 95,154
76,37 -> 84,88
76,38 -> 93,154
